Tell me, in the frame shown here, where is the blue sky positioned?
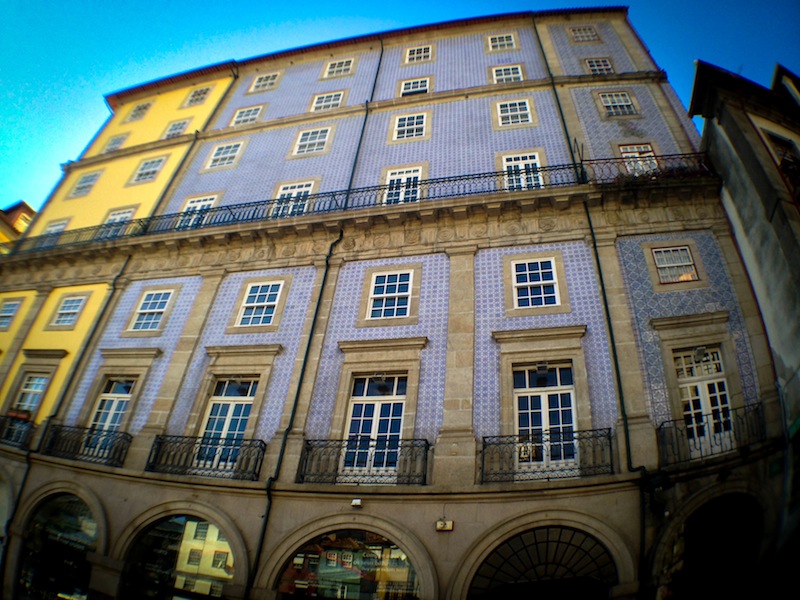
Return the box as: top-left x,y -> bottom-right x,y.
2,0 -> 799,211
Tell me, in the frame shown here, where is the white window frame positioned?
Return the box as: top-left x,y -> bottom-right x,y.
511,257 -> 560,308
0,300 -> 22,330
231,106 -> 263,126
393,113 -> 426,140
620,144 -> 658,176
97,208 -> 135,240
184,87 -> 212,107
488,33 -> 516,51
324,58 -> 354,78
367,271 -> 413,319
570,26 -> 600,42
197,378 -> 258,470
249,72 -> 280,92
497,100 -> 532,126
87,378 -> 136,433
405,45 -> 432,63
131,157 -> 166,183
51,296 -> 87,327
14,374 -> 49,412
103,134 -> 128,153
124,102 -> 152,123
400,78 -> 429,97
178,195 -> 217,229
384,168 -> 421,205
503,153 -> 543,190
599,92 -> 636,116
586,58 -> 614,75
273,182 -> 313,217
130,290 -> 173,331
237,282 -> 284,326
69,172 -> 101,197
163,119 -> 190,139
652,246 -> 700,284
206,142 -> 243,169
492,65 -> 523,84
312,92 -> 344,111
293,128 -> 330,155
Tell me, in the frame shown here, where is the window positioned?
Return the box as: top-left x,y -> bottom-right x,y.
97,208 -> 135,240
497,100 -> 531,126
51,296 -> 87,327
69,172 -> 100,197
393,113 -> 426,140
130,290 -> 173,331
194,522 -> 209,540
250,72 -> 280,92
212,551 -> 228,569
124,102 -> 152,122
184,87 -> 211,107
237,282 -> 284,326
503,153 -> 542,190
231,106 -> 262,126
674,347 -> 734,458
198,379 -> 257,469
324,58 -> 353,78
273,182 -> 313,217
88,378 -> 135,433
512,258 -> 559,308
163,119 -> 190,139
14,374 -> 49,412
43,220 -> 68,235
400,78 -> 429,96
586,58 -> 614,75
514,364 -> 576,467
0,300 -> 21,330
293,128 -> 330,155
368,271 -> 412,319
488,33 -> 516,51
207,142 -> 243,169
384,168 -> 421,205
492,65 -> 523,84
187,549 -> 202,566
620,144 -> 658,175
312,92 -> 344,111
570,26 -> 599,42
652,246 -> 699,284
178,195 -> 216,229
599,92 -> 636,116
405,45 -> 432,63
131,157 -> 166,183
103,134 -> 128,153
343,375 -> 406,474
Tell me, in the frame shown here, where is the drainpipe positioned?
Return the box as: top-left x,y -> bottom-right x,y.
245,35 -> 385,599
0,254 -> 131,592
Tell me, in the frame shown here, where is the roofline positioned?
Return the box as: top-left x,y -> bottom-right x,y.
103,7 -> 629,107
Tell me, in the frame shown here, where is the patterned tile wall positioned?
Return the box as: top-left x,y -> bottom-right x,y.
617,231 -> 758,424
547,21 -> 643,75
66,276 -> 203,431
305,254 -> 449,441
474,242 -> 617,438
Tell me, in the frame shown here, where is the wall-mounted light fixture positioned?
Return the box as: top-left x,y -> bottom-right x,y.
351,498 -> 362,508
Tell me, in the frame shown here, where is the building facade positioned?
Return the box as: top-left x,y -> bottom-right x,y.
0,9 -> 789,599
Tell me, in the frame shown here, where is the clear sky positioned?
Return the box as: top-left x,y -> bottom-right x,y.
2,0 -> 799,212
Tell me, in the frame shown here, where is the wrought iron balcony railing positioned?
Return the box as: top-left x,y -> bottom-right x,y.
9,153 -> 711,256
481,428 -> 614,483
657,404 -> 765,467
298,438 -> 430,485
42,424 -> 132,468
0,416 -> 34,449
146,435 -> 266,481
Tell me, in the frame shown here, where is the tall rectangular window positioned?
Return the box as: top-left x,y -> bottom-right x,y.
294,128 -> 330,155
231,106 -> 262,126
652,247 -> 699,284
198,379 -> 258,469
324,59 -> 353,78
492,65 -> 523,84
52,296 -> 86,327
498,100 -> 531,126
512,258 -> 559,307
405,46 -> 432,63
238,282 -> 284,326
384,168 -> 421,205
207,142 -> 243,168
0,300 -> 21,329
620,144 -> 658,175
132,157 -> 166,183
131,291 -> 173,331
393,114 -> 426,140
312,92 -> 344,111
503,153 -> 542,190
69,172 -> 101,197
89,378 -> 136,433
599,92 -> 636,116
273,182 -> 313,217
368,271 -> 412,319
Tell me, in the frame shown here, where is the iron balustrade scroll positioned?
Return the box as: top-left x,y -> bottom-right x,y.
146,435 -> 266,481
298,438 -> 430,485
656,404 -> 765,467
481,428 -> 613,483
8,154 -> 712,256
42,424 -> 132,467
0,416 -> 34,449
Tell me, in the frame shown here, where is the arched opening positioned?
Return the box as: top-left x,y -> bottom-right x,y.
666,493 -> 763,599
15,493 -> 98,599
118,515 -> 234,599
276,529 -> 420,599
467,526 -> 618,599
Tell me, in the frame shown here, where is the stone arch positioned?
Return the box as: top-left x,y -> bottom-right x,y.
450,510 -> 635,600
258,512 -> 437,598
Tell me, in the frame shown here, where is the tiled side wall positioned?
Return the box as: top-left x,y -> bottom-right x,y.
617,231 -> 758,423
473,241 -> 617,437
547,21 -> 640,75
306,254 -> 449,441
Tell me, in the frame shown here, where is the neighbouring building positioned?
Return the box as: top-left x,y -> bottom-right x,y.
0,8 -> 790,599
0,202 -> 35,253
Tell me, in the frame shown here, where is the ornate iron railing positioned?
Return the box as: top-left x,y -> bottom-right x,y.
42,424 -> 132,467
298,438 -> 430,485
657,404 -> 765,467
0,416 -> 34,449
9,153 -> 712,256
146,435 -> 266,481
481,428 -> 614,483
